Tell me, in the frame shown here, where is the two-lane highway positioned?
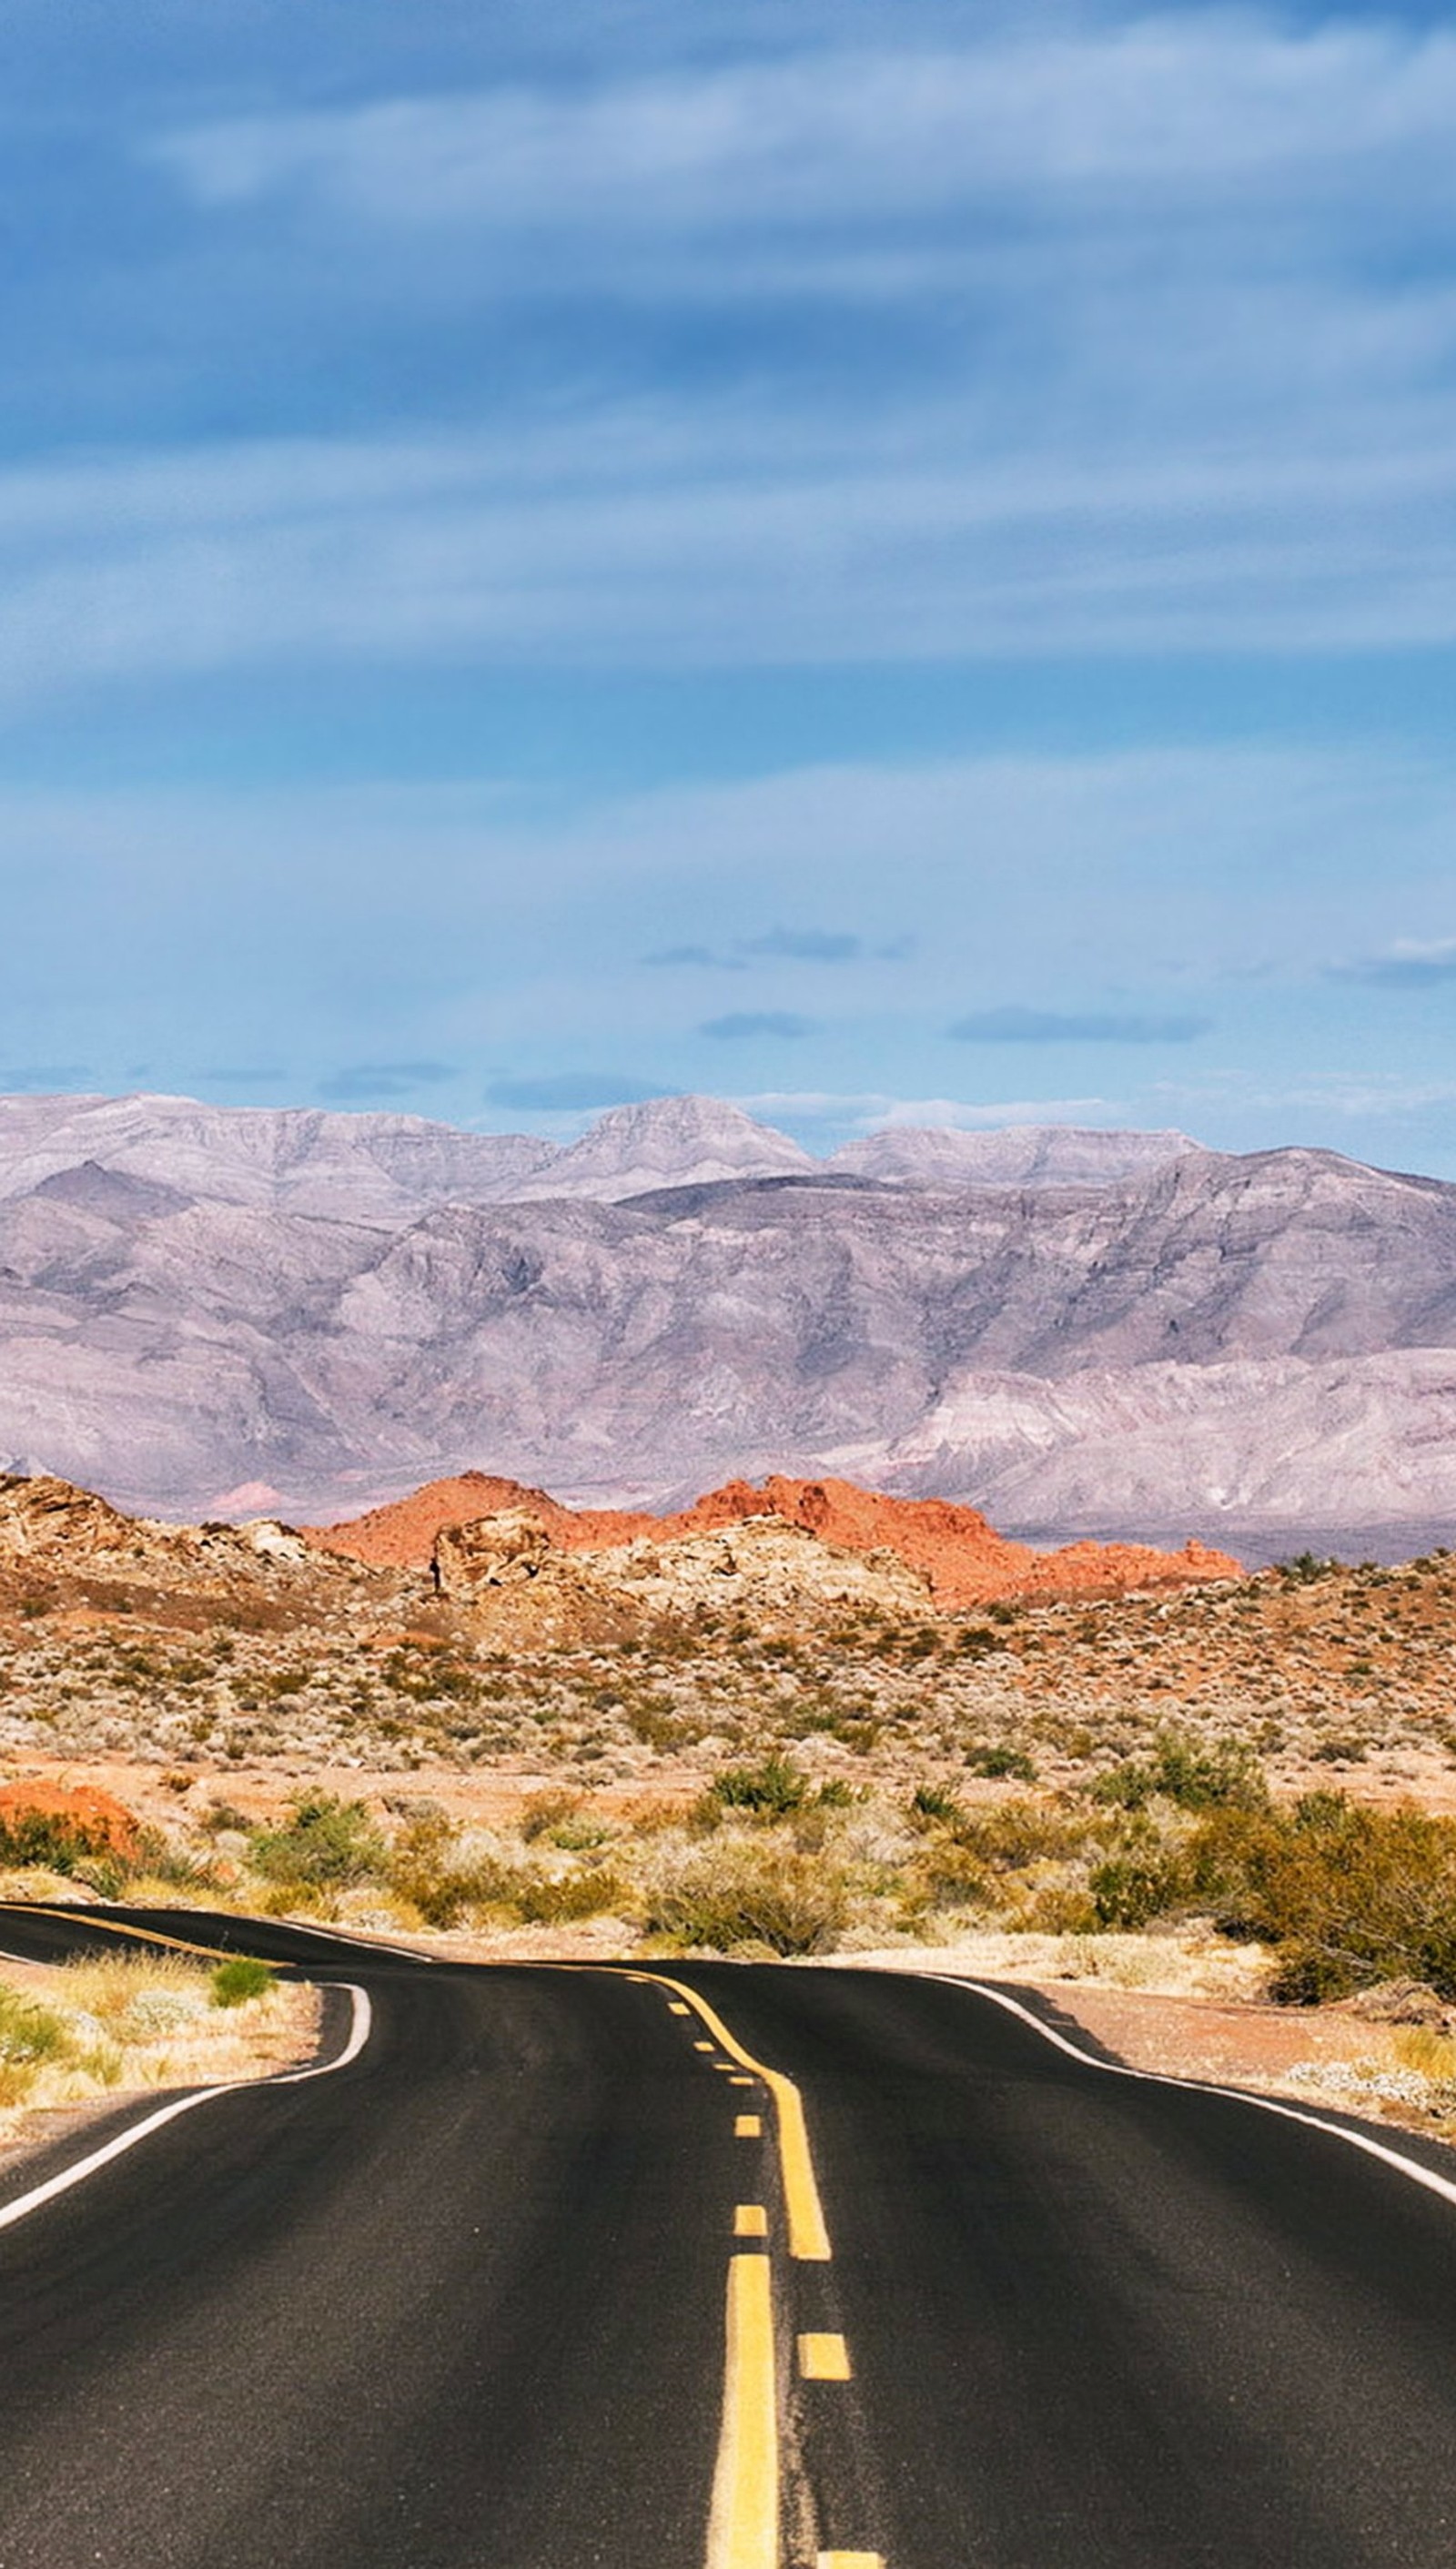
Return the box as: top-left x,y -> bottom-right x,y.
5,1906 -> 1456,2566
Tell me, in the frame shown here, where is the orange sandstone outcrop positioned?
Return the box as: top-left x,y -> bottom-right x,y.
312,1470 -> 1239,1607
0,1780 -> 141,1862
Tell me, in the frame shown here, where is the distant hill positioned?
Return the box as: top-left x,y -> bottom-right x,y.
0,1089 -> 1451,1549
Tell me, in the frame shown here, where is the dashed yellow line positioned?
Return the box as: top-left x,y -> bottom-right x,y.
639,1969 -> 832,2261
706,2254 -> 778,2569
733,2202 -> 768,2238
818,2554 -> 885,2567
798,2332 -> 852,2381
735,2114 -> 763,2139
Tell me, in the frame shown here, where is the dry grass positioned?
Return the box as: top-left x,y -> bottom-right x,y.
0,1950 -> 316,2152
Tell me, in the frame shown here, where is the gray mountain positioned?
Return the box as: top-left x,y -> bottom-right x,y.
0,1092 -> 556,1219
827,1123 -> 1199,1189
506,1095 -> 814,1199
0,1096 -> 1452,1550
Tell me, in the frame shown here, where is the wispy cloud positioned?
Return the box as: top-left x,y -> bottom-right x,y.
646,925 -> 875,967
154,29 -> 1456,238
0,15 -> 1448,703
482,1072 -> 662,1110
643,943 -> 740,969
1329,937 -> 1456,989
700,1010 -> 817,1040
318,1060 -> 458,1099
949,1006 -> 1210,1045
739,926 -> 862,963
737,1089 -> 1120,1131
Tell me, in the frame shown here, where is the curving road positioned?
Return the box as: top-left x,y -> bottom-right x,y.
5,1905 -> 1456,2565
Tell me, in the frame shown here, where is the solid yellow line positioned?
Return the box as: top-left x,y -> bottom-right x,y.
734,2203 -> 768,2237
735,2114 -> 763,2138
798,2332 -> 852,2381
707,2255 -> 778,2569
8,1906 -> 252,1965
642,1972 -> 832,2261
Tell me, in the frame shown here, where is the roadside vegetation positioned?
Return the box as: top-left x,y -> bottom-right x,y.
0,1949 -> 312,2144
12,1739 -> 1456,2012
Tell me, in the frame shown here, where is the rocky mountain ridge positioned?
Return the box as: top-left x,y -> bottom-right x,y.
0,1089 -> 1198,1212
0,1090 -> 1451,1545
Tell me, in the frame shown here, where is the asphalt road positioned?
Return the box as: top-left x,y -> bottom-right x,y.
5,1906 -> 1456,2566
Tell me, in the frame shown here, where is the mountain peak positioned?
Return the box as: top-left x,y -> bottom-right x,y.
510,1093 -> 812,1201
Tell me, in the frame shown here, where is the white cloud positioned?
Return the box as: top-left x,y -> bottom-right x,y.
738,1091 -> 1120,1131
0,400 -> 1453,694
155,25 -> 1456,229
0,14 -> 1442,691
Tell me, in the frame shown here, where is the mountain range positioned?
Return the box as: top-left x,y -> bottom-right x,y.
0,1087 -> 1451,1554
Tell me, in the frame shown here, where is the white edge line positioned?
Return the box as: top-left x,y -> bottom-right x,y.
0,1981 -> 371,2237
922,1972 -> 1456,2214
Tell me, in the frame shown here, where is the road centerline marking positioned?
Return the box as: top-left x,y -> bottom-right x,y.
734,2202 -> 768,2237
707,2254 -> 777,2569
618,1969 -> 831,2260
798,2332 -> 852,2380
735,2114 -> 763,2138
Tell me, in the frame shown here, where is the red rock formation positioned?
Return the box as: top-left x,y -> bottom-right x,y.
310,1469 -> 1240,1606
0,1780 -> 141,1862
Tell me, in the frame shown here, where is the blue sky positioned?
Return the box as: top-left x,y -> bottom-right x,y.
3,0 -> 1456,1167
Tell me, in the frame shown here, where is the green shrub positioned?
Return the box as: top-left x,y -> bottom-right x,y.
912,1842 -> 989,1911
644,1842 -> 847,1955
0,1983 -> 72,2101
707,1755 -> 809,1819
0,1809 -> 118,1876
952,1799 -> 1083,1871
1190,1793 -> 1456,2002
966,1745 -> 1037,1782
1089,1852 -> 1186,1929
210,1957 -> 276,2008
517,1868 -> 625,1925
1093,1735 -> 1267,1815
909,1782 -> 964,1826
250,1795 -> 386,1889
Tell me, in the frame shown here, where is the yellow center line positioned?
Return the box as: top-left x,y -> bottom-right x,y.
629,1969 -> 832,2261
798,2332 -> 852,2381
5,1906 -> 263,1966
734,2114 -> 763,2138
818,2554 -> 885,2567
707,2254 -> 778,2569
733,2202 -> 768,2237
